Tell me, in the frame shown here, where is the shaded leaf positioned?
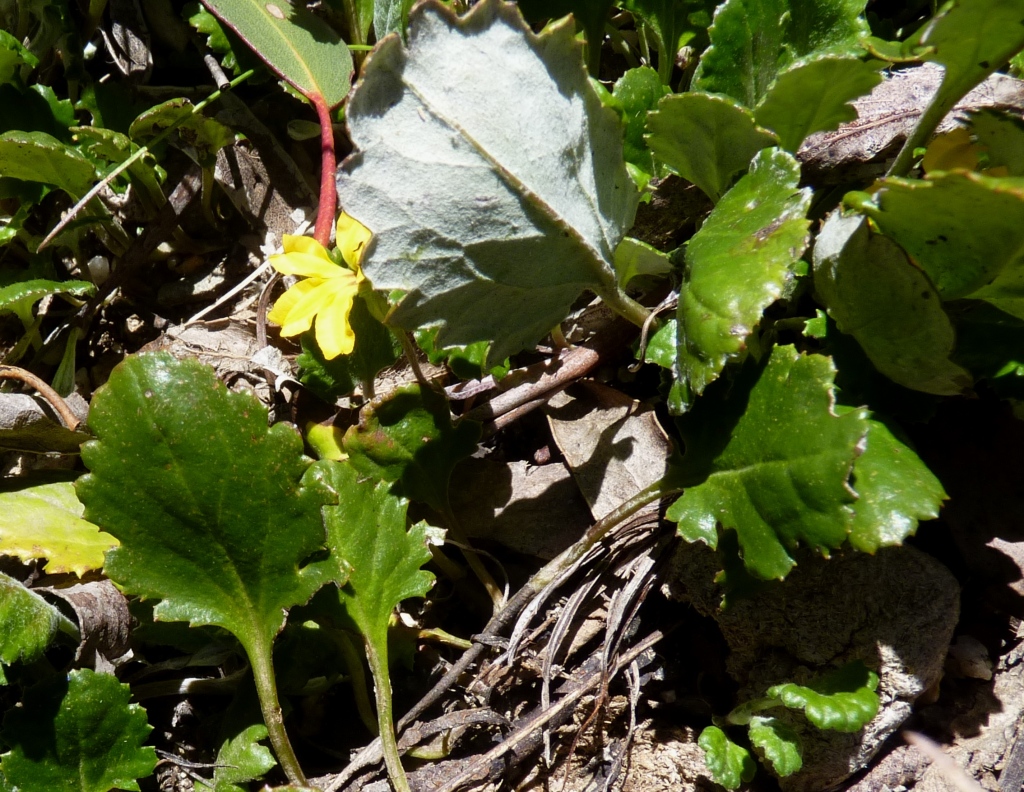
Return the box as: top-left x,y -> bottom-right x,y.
667,345 -> 867,580
619,0 -> 717,81
971,109 -> 1024,176
71,125 -> 165,207
515,0 -> 615,72
0,278 -> 95,325
692,0 -> 869,107
675,148 -> 811,410
343,384 -> 480,514
0,481 -> 117,576
698,725 -> 756,790
614,236 -> 673,287
753,55 -> 882,152
768,661 -> 880,732
0,573 -> 76,682
952,303 -> 1024,395
812,211 -> 972,395
415,327 -> 510,380
77,353 -> 347,661
843,410 -> 947,553
195,724 -> 276,792
0,669 -> 156,792
859,170 -> 1024,318
610,66 -> 670,187
202,0 -> 353,107
748,716 -> 802,776
338,0 -> 637,367
0,131 -> 96,198
129,98 -> 234,167
646,91 -> 776,202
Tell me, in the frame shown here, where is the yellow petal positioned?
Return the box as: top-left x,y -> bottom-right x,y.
314,287 -> 358,359
268,279 -> 319,330
271,249 -> 347,280
278,280 -> 339,338
336,212 -> 372,270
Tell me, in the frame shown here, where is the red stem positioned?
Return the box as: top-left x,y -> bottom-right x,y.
311,93 -> 337,247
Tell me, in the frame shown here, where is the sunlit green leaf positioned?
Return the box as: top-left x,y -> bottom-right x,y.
0,30 -> 39,86
675,148 -> 811,410
610,66 -> 670,188
129,99 -> 234,167
842,409 -> 947,552
767,661 -> 880,732
0,131 -> 96,198
0,669 -> 156,792
692,0 -> 869,107
753,56 -> 882,152
201,0 -> 354,107
813,212 -> 972,395
0,480 -> 117,576
646,91 -> 776,202
415,327 -> 510,380
668,345 -> 867,580
619,0 -> 717,81
71,126 -> 165,207
748,716 -> 802,777
77,352 -> 348,665
698,726 -> 756,789
614,236 -> 673,287
375,0 -> 416,39
0,278 -> 95,325
338,0 -> 637,367
343,384 -> 480,514
195,724 -> 276,792
645,318 -> 675,369
0,573 -> 76,683
859,170 -> 1024,319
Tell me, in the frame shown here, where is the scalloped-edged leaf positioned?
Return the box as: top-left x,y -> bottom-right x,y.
813,212 -> 972,395
337,0 -> 638,368
692,0 -> 869,107
767,661 -> 880,732
753,56 -> 882,152
0,131 -> 96,198
415,327 -> 510,380
76,352 -> 347,663
675,148 -> 811,410
843,410 -> 947,552
748,716 -> 802,777
0,481 -> 117,576
195,724 -> 276,792
0,278 -> 95,325
342,384 -> 480,514
646,92 -> 776,202
0,29 -> 39,86
0,573 -> 76,682
610,66 -> 670,187
667,345 -> 867,580
698,725 -> 756,790
859,171 -> 1024,318
0,669 -> 156,792
907,0 -> 1024,129
201,0 -> 353,108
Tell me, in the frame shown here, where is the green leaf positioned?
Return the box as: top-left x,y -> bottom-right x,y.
201,0 -> 354,107
342,384 -> 480,514
515,0 -> 615,72
610,66 -> 670,187
414,327 -> 510,380
698,726 -> 756,789
619,0 -> 717,81
0,278 -> 95,325
0,573 -> 76,682
645,318 -> 675,369
748,716 -> 802,777
952,303 -> 1024,393
337,0 -> 638,367
667,345 -> 867,580
296,294 -> 402,401
374,0 -> 416,40
0,480 -> 117,576
971,110 -> 1024,176
0,131 -> 96,198
129,98 -> 235,168
188,2 -> 244,73
753,56 -> 882,152
692,0 -> 869,107
842,410 -> 947,553
908,0 -> 1024,126
812,212 -> 972,395
859,171 -> 1024,318
767,661 -> 880,732
71,126 -> 165,207
76,352 -> 347,662
614,236 -> 673,287
646,91 -> 776,202
675,148 -> 811,410
318,460 -> 434,792
0,669 -> 156,792
0,29 -> 39,86
195,724 -> 276,792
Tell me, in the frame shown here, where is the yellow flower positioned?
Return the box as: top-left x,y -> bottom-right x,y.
268,214 -> 371,359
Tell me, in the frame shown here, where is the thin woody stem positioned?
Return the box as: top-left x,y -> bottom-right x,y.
311,93 -> 338,247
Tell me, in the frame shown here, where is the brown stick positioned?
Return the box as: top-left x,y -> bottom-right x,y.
0,365 -> 81,432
